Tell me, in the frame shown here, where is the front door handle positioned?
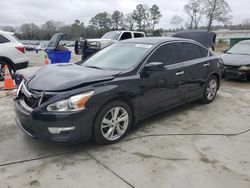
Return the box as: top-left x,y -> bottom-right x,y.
176,71 -> 184,76
203,63 -> 210,67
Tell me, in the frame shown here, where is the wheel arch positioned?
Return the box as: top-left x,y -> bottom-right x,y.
0,56 -> 15,71
91,94 -> 136,137
210,72 -> 221,89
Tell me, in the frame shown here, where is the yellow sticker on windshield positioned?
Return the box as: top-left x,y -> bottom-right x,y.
135,44 -> 152,49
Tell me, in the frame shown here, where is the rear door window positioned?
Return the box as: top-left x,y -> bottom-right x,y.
179,42 -> 203,61
0,35 -> 10,43
134,33 -> 144,38
147,43 -> 181,66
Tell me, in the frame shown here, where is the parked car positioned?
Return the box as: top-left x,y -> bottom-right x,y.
0,30 -> 29,80
14,37 -> 224,144
221,40 -> 250,80
75,30 -> 145,59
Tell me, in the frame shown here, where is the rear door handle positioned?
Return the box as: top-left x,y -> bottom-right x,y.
203,63 -> 210,67
176,71 -> 184,76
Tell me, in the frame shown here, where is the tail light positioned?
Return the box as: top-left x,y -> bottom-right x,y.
15,46 -> 25,53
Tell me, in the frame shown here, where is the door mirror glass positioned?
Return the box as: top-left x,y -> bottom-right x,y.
144,62 -> 165,72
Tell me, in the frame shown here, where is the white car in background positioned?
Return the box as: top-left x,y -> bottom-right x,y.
0,30 -> 29,80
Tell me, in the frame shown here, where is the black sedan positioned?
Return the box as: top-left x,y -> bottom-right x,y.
222,40 -> 250,80
14,37 -> 224,144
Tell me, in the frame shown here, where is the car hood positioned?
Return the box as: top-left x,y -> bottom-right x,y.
27,63 -> 121,91
221,53 -> 250,66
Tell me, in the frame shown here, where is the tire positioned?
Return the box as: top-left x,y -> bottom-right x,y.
93,100 -> 132,144
0,61 -> 14,81
201,75 -> 219,104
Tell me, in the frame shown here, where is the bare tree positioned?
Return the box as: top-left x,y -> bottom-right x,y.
203,0 -> 232,31
150,5 -> 162,32
124,13 -> 135,30
20,23 -> 41,39
171,15 -> 184,28
184,0 -> 203,29
242,18 -> 250,26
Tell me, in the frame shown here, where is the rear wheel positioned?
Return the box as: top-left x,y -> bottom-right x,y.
94,100 -> 132,144
0,61 -> 14,81
201,76 -> 218,104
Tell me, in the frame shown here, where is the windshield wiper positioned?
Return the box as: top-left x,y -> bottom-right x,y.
84,65 -> 103,69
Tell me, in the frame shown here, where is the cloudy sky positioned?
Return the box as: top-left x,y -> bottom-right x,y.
0,0 -> 249,28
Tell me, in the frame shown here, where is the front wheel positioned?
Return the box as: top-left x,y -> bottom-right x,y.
201,76 -> 219,104
94,100 -> 132,144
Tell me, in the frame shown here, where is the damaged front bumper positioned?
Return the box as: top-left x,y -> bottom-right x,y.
13,81 -> 94,143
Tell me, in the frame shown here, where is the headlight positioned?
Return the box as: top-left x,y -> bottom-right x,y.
239,65 -> 250,71
47,91 -> 94,112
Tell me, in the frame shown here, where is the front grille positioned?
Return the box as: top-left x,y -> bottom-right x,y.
225,65 -> 240,71
19,82 -> 53,109
23,95 -> 41,108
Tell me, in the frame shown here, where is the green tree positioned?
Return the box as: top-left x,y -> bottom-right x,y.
71,19 -> 85,38
132,4 -> 146,30
89,12 -> 112,32
111,10 -> 124,29
150,5 -> 162,31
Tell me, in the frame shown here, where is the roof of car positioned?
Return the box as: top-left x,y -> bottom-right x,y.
120,37 -> 194,45
0,30 -> 14,35
238,40 -> 250,44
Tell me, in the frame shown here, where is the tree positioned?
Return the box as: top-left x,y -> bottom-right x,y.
20,23 -> 40,39
242,18 -> 250,26
203,0 -> 232,31
184,0 -> 203,29
132,4 -> 146,30
41,20 -> 57,39
1,26 -> 15,32
149,5 -> 162,32
89,12 -> 112,31
111,10 -> 124,29
71,19 -> 84,38
124,13 -> 135,30
171,15 -> 184,29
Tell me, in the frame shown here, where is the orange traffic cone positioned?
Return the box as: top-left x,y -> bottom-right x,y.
44,54 -> 49,65
3,65 -> 16,90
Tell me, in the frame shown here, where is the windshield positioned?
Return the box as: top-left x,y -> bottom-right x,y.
227,42 -> 250,55
101,31 -> 121,40
82,43 -> 152,71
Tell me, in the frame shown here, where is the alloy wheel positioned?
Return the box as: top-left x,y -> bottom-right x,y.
101,107 -> 129,141
206,79 -> 217,101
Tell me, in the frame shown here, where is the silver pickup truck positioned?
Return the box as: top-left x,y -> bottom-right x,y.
75,30 -> 145,59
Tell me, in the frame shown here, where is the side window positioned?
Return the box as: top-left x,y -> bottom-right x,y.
200,47 -> 208,57
179,43 -> 203,61
147,43 -> 181,66
134,33 -> 143,38
0,35 -> 10,43
120,32 -> 132,40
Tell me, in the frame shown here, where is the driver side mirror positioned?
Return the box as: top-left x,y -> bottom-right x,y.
223,49 -> 228,53
144,62 -> 165,72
